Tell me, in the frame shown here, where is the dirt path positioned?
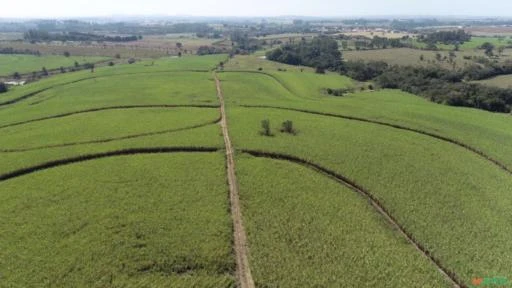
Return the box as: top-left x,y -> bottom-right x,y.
243,149 -> 464,288
214,73 -> 255,288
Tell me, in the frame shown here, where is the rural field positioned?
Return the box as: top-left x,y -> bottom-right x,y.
0,54 -> 110,76
1,26 -> 512,288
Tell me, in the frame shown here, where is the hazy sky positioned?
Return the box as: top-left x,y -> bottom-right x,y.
2,0 -> 512,18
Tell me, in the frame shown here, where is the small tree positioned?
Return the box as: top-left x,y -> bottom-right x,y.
176,42 -> 183,49
260,119 -> 273,136
315,67 -> 326,74
419,54 -> 424,61
178,52 -> 182,57
280,120 -> 296,135
60,66 -> 66,73
63,51 -> 70,57
0,82 -> 7,93
13,72 -> 20,79
108,61 -> 115,66
219,61 -> 224,70
115,53 -> 121,59
41,67 -> 49,76
74,61 -> 80,68
128,58 -> 136,64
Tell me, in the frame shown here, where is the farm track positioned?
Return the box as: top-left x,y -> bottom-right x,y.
0,147 -> 218,182
214,73 -> 255,288
0,104 -> 219,130
0,117 -> 221,153
239,105 -> 512,175
243,149 -> 465,288
0,69 -> 211,107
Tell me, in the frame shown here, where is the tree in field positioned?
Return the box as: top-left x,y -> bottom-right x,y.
481,42 -> 495,57
41,67 -> 49,76
420,54 -> 425,61
13,72 -> 20,79
219,61 -> 224,70
176,42 -> 183,49
260,119 -> 273,136
0,82 -> 7,93
63,51 -> 70,57
435,53 -> 442,62
74,61 -> 80,68
60,66 -> 66,73
498,46 -> 505,56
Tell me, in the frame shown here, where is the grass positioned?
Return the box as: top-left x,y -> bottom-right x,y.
0,71 -> 219,126
219,70 -> 512,170
474,74 -> 512,88
227,107 -> 512,285
0,54 -> 109,76
0,153 -> 234,287
0,107 -> 219,150
236,155 -> 450,287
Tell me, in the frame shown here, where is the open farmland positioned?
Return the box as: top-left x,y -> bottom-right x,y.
0,54 -> 110,76
475,74 -> 512,88
1,45 -> 512,288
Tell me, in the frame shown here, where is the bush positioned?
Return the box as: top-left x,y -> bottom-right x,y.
63,51 -> 70,57
315,67 -> 326,74
0,82 -> 7,93
280,120 -> 296,135
128,58 -> 136,64
260,119 -> 273,136
108,61 -> 115,66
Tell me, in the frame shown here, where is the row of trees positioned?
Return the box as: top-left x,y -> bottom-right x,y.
341,60 -> 512,113
0,47 -> 41,56
24,30 -> 141,43
417,30 -> 472,45
266,36 -> 343,71
0,82 -> 7,93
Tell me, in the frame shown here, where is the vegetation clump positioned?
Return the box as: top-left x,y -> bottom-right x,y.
266,36 -> 343,71
0,82 -> 7,93
260,119 -> 273,136
280,120 -> 296,135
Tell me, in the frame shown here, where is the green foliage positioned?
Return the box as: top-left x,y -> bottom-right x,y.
417,30 -> 471,45
266,36 -> 343,70
237,156 -> 450,287
0,54 -> 108,76
0,82 -> 7,93
260,119 -> 272,136
0,153 -> 234,287
280,120 -> 296,134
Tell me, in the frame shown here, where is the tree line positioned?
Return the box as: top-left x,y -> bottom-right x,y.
24,30 -> 141,42
342,60 -> 512,113
0,47 -> 41,56
266,36 -> 343,71
417,30 -> 472,45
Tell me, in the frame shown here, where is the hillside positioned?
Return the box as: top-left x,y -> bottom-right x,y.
0,53 -> 511,287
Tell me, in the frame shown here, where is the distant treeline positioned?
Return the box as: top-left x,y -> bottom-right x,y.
0,47 -> 41,56
343,60 -> 512,113
196,46 -> 227,55
266,36 -> 343,70
417,30 -> 471,45
24,30 -> 141,42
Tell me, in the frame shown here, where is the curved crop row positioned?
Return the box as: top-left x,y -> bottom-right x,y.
240,105 -> 512,175
242,149 -> 465,288
0,147 -> 219,182
0,117 -> 221,153
0,104 -> 219,130
0,69 -> 212,107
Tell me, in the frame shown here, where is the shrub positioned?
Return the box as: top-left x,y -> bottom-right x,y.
315,67 -> 326,74
108,61 -> 115,66
128,58 -> 136,64
258,67 -> 263,71
260,119 -> 273,136
63,51 -> 70,57
280,120 -> 296,135
0,82 -> 7,93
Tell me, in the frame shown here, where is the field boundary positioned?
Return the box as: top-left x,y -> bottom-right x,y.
243,149 -> 465,288
239,104 -> 512,175
0,147 -> 218,182
0,104 -> 219,130
0,69 -> 212,107
0,117 -> 221,153
214,73 -> 255,288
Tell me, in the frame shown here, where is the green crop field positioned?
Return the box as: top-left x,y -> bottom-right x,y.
0,54 -> 110,76
1,51 -> 512,287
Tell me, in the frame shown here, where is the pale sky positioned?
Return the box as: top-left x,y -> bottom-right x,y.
1,0 -> 512,18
